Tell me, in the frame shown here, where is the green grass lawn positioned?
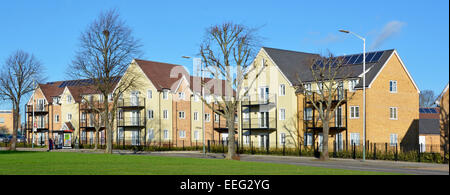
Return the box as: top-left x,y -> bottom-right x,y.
0,151 -> 396,175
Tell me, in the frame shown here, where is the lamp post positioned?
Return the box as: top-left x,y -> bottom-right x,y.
182,56 -> 206,156
339,29 -> 366,161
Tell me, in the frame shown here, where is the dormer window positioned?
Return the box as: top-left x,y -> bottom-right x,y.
67,95 -> 72,103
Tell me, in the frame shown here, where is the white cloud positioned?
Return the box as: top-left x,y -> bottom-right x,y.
370,21 -> 406,50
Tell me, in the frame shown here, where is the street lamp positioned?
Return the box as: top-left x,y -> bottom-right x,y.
182,56 -> 206,156
339,29 -> 366,161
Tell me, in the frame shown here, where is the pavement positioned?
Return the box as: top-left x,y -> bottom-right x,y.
3,147 -> 449,175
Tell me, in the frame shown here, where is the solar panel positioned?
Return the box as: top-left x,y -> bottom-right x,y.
347,55 -> 358,64
370,51 -> 383,63
353,54 -> 364,64
343,56 -> 352,64
365,52 -> 376,63
419,108 -> 425,113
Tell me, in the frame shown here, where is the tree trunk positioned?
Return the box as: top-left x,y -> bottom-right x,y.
9,104 -> 19,151
226,113 -> 237,160
94,129 -> 99,150
320,118 -> 329,161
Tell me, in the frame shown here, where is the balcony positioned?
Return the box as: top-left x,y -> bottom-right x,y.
241,93 -> 277,107
80,101 -> 105,110
26,104 -> 49,114
117,98 -> 145,109
304,90 -> 347,106
241,117 -> 277,130
213,119 -> 239,131
25,120 -> 49,131
117,117 -> 146,128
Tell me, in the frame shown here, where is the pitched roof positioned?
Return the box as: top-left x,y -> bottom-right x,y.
435,83 -> 449,106
134,59 -> 189,91
419,107 -> 440,119
419,119 -> 440,135
262,47 -> 395,88
189,76 -> 235,96
38,77 -> 120,104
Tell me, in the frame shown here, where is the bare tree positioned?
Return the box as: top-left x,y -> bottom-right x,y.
199,22 -> 263,160
420,90 -> 436,107
0,50 -> 44,151
297,54 -> 353,160
68,9 -> 142,154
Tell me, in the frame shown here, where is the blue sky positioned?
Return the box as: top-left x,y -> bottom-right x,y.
0,0 -> 448,110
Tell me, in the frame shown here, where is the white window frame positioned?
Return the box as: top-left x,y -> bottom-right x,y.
67,113 -> 72,121
279,84 -> 286,96
350,106 -> 360,119
162,91 -> 168,100
304,133 -> 312,146
194,112 -> 199,121
214,113 -> 219,122
179,130 -> 186,139
390,134 -> 398,146
194,130 -> 199,141
148,109 -> 154,119
147,129 -> 154,141
163,130 -> 169,140
280,108 -> 286,120
350,133 -> 360,146
205,113 -> 211,122
349,79 -> 359,92
147,90 -> 152,99
67,95 -> 72,103
163,109 -> 169,119
178,92 -> 185,100
179,111 -> 185,119
390,107 -> 398,120
304,108 -> 313,121
390,80 -> 398,93
280,133 -> 286,145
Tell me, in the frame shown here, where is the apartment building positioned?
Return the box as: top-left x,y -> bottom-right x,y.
241,47 -> 420,150
0,110 -> 14,134
436,83 -> 449,155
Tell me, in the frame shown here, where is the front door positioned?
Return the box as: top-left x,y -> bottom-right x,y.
131,91 -> 139,106
131,130 -> 140,146
131,111 -> 140,126
221,133 -> 229,145
259,87 -> 269,103
259,112 -> 269,128
259,134 -> 269,149
419,136 -> 426,152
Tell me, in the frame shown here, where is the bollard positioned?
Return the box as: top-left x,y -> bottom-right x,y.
395,144 -> 398,161
207,140 -> 210,153
373,143 -> 377,160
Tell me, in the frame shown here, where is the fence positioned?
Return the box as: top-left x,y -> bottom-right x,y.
2,138 -> 447,164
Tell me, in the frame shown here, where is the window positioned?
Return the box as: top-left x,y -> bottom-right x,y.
390,134 -> 398,146
205,113 -> 211,122
147,129 -> 154,141
206,95 -> 211,104
67,95 -> 72,103
67,113 -> 72,121
390,107 -> 398,120
304,108 -> 313,121
178,92 -> 185,100
350,106 -> 360,119
0,117 -> 4,124
163,91 -> 168,100
243,135 -> 250,145
304,133 -> 312,146
305,83 -> 312,92
163,130 -> 169,140
194,112 -> 199,121
118,128 -> 124,140
350,133 -> 360,146
349,79 -> 359,92
179,130 -> 186,138
390,80 -> 397,93
194,130 -> 199,141
243,111 -> 249,122
99,94 -> 104,103
280,108 -> 286,120
317,82 -> 323,93
179,111 -> 185,119
108,94 -> 113,102
279,84 -> 286,96
280,133 -> 286,145
55,115 -> 59,123
194,94 -> 199,102
163,110 -> 168,119
214,113 -> 219,122
148,110 -> 154,119
147,90 -> 152,99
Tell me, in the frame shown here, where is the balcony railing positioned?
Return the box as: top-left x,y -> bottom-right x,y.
117,98 -> 145,109
26,104 -> 49,113
26,120 -> 49,130
305,89 -> 347,104
242,117 -> 277,130
241,93 -> 277,106
80,101 -> 106,110
117,117 -> 146,127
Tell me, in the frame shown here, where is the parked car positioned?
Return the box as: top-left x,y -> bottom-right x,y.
8,135 -> 25,143
0,134 -> 10,143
